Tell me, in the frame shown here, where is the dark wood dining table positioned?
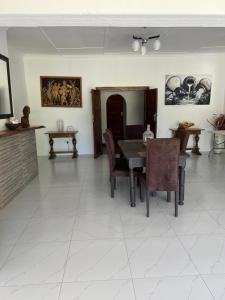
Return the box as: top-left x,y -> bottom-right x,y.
118,140 -> 187,207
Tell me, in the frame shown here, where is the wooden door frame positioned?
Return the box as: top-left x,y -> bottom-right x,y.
92,86 -> 151,158
96,86 -> 149,92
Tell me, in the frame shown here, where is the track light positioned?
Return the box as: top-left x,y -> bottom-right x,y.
132,39 -> 140,52
141,44 -> 147,56
153,39 -> 161,51
132,34 -> 160,55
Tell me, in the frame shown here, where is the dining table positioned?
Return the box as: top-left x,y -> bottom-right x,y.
118,139 -> 187,207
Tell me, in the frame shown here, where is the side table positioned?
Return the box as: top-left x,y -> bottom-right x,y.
46,131 -> 78,159
170,128 -> 204,155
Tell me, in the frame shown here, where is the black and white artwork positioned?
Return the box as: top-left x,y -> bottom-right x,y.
165,75 -> 212,105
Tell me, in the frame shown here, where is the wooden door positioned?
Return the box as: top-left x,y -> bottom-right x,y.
91,89 -> 103,158
106,94 -> 126,142
144,88 -> 158,137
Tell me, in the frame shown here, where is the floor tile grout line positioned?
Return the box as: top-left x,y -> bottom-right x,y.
1,272 -> 225,288
164,208 -> 217,299
173,228 -> 216,299
0,216 -> 33,271
57,165 -> 88,300
118,199 -> 138,300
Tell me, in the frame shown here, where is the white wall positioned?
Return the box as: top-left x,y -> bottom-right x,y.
101,91 -> 144,135
22,53 -> 225,155
0,30 -> 9,130
1,0 -> 225,14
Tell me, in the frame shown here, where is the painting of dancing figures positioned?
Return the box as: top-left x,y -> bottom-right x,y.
165,74 -> 212,105
41,76 -> 82,107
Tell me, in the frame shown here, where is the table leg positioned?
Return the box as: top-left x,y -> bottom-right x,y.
179,166 -> 185,205
192,133 -> 202,155
72,136 -> 78,158
49,137 -> 56,159
129,168 -> 136,207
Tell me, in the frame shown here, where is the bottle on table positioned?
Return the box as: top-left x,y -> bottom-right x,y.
143,124 -> 154,143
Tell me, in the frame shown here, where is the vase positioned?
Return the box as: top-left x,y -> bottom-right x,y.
214,132 -> 224,154
143,124 -> 154,143
56,119 -> 64,132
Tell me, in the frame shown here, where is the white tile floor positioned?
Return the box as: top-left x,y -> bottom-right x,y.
0,154 -> 225,299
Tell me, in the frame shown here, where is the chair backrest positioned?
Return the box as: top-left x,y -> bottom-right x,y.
103,130 -> 116,173
145,138 -> 180,192
105,128 -> 116,154
125,125 -> 145,140
174,126 -> 190,154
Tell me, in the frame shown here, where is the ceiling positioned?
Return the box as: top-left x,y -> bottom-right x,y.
7,27 -> 225,55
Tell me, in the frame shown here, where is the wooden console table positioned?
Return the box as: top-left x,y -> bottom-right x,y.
170,127 -> 204,155
46,131 -> 78,159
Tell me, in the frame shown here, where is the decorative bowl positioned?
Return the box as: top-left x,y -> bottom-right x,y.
179,122 -> 194,129
5,123 -> 20,130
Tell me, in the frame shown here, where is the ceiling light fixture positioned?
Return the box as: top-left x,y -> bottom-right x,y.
132,34 -> 160,55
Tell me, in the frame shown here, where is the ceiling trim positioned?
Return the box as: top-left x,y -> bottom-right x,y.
1,14 -> 225,27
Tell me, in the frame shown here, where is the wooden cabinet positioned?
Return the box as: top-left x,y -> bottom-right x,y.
0,128 -> 41,208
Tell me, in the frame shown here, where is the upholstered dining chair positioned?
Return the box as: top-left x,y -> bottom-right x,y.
103,130 -> 142,198
142,138 -> 180,217
174,126 -> 190,155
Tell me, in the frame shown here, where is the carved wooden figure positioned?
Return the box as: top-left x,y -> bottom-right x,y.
21,106 -> 30,128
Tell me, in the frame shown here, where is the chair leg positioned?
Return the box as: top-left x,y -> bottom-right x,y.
137,176 -> 140,187
167,191 -> 171,202
146,190 -> 150,217
134,179 -> 136,203
139,177 -> 143,202
110,176 -> 115,198
175,191 -> 178,217
114,177 -> 116,190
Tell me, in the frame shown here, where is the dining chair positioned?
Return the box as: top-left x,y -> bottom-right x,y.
103,130 -> 142,198
173,126 -> 189,204
142,138 -> 180,217
105,128 -> 123,156
174,126 -> 190,154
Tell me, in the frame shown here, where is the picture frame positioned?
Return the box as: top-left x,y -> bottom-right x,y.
0,53 -> 13,119
40,76 -> 82,108
165,74 -> 212,105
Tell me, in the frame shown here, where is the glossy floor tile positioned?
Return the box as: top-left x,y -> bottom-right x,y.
133,276 -> 214,300
0,284 -> 61,300
63,240 -> 131,281
0,242 -> 69,285
59,280 -> 135,300
126,237 -> 198,278
0,154 -> 225,299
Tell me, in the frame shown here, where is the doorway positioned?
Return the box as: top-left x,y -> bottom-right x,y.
92,86 -> 158,158
106,94 -> 126,142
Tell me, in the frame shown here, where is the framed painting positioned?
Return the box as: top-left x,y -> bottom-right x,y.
165,74 -> 212,105
40,76 -> 82,108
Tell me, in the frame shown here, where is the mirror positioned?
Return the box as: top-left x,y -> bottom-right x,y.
0,54 -> 13,119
